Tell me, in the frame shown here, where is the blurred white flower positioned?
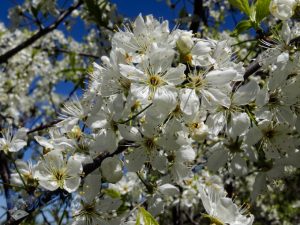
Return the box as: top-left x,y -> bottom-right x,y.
0,127 -> 28,154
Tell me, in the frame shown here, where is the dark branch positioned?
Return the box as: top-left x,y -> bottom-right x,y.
27,119 -> 63,134
244,61 -> 261,80
40,47 -> 100,59
0,152 -> 13,220
243,34 -> 300,80
189,0 -> 207,33
0,0 -> 83,64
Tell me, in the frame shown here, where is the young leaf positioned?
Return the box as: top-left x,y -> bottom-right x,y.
233,20 -> 253,35
139,207 -> 159,225
103,189 -> 121,198
228,0 -> 251,16
255,0 -> 271,22
135,209 -> 141,225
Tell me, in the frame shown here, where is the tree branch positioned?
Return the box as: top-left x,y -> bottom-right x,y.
189,0 -> 207,33
243,61 -> 261,80
0,152 -> 13,220
0,0 -> 83,64
39,47 -> 100,59
27,119 -> 63,134
243,34 -> 300,80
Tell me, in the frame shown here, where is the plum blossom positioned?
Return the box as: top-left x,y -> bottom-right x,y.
34,150 -> 82,192
199,184 -> 254,225
0,127 -> 28,153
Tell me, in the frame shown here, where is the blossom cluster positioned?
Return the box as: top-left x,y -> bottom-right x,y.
1,7 -> 300,225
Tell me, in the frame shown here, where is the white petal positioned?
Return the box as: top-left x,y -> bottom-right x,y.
245,125 -> 263,146
233,80 -> 259,105
164,64 -> 186,85
101,156 -> 123,183
119,64 -> 146,82
255,88 -> 268,107
67,157 -> 83,176
39,179 -> 59,191
125,147 -> 147,172
207,148 -> 229,172
202,88 -> 230,108
180,88 -> 199,115
130,83 -> 151,101
228,112 -> 250,139
83,172 -> 101,203
153,86 -> 177,108
251,173 -> 267,201
64,177 -> 81,192
231,154 -> 248,176
118,124 -> 142,142
150,151 -> 167,172
206,112 -> 226,136
34,136 -> 54,149
205,69 -> 237,85
44,150 -> 64,168
93,130 -> 118,153
171,162 -> 189,181
158,184 -> 180,196
10,140 -> 27,152
176,145 -> 196,162
192,41 -> 212,55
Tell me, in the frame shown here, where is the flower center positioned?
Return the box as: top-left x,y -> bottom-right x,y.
263,129 -> 276,139
225,138 -> 243,153
171,104 -> 183,118
143,137 -> 157,151
187,122 -> 201,133
187,75 -> 206,91
84,203 -> 96,214
203,214 -> 224,225
2,144 -> 9,154
269,91 -> 281,106
110,120 -> 118,132
53,169 -> 67,188
148,75 -> 162,87
182,53 -> 192,63
119,77 -> 131,92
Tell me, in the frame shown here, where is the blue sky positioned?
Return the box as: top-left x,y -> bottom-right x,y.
0,0 -> 239,39
0,0 -> 191,40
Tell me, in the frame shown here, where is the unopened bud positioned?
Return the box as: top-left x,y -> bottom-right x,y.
176,34 -> 194,55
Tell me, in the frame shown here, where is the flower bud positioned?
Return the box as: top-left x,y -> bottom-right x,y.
176,34 -> 194,55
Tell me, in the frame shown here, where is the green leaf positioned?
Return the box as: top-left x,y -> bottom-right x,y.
103,189 -> 121,198
138,207 -> 159,225
135,209 -> 141,225
228,0 -> 251,16
233,20 -> 253,35
255,0 -> 271,22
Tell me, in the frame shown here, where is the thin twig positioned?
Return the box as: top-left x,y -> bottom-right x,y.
37,47 -> 100,59
0,152 -> 13,219
27,119 -> 63,134
0,0 -> 83,64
